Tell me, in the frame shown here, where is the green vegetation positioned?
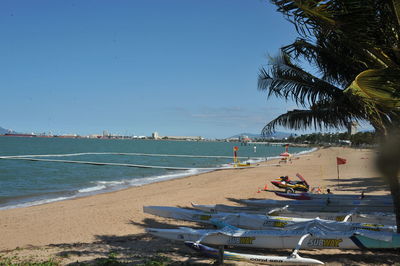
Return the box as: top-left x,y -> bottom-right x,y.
259,0 -> 400,136
0,250 -> 193,266
254,131 -> 378,146
259,0 -> 400,232
92,252 -> 125,266
0,257 -> 59,266
92,253 -> 174,266
287,131 -> 378,146
139,255 -> 172,266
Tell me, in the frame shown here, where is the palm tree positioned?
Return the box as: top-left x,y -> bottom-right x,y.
269,0 -> 400,112
258,52 -> 389,136
261,0 -> 400,231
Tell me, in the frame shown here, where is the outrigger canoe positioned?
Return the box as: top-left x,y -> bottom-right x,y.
191,203 -> 395,224
143,206 -> 396,232
147,224 -> 400,249
241,199 -> 394,213
184,241 -> 324,265
274,191 -> 392,201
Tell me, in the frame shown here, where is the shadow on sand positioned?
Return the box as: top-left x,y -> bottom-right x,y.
41,215 -> 400,266
325,176 -> 390,193
48,218 -> 219,265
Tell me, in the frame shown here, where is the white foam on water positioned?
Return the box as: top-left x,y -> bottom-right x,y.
241,157 -> 267,164
294,147 -> 318,156
0,168 -> 214,210
0,147 -> 316,210
97,180 -> 125,185
78,185 -> 107,193
127,168 -> 207,187
263,147 -> 317,161
0,196 -> 73,210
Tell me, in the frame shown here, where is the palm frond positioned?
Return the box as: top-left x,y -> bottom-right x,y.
263,0 -> 400,136
258,52 -> 343,107
271,0 -> 400,64
261,104 -> 356,137
271,0 -> 337,36
282,37 -> 386,86
345,68 -> 400,108
271,0 -> 380,42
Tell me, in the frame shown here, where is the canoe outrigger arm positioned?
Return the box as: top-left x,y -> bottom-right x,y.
195,231 -> 210,244
290,233 -> 311,258
267,205 -> 358,223
339,208 -> 357,223
193,224 -> 313,259
189,232 -> 322,265
343,212 -> 354,222
267,205 -> 289,215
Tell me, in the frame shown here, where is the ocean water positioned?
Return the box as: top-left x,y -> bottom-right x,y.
0,137 -> 312,209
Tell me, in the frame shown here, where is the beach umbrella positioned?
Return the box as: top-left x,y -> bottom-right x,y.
280,144 -> 292,157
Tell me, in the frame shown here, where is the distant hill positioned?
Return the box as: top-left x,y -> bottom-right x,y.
0,126 -> 10,134
0,126 -> 17,135
229,132 -> 292,140
267,131 -> 293,139
228,133 -> 261,139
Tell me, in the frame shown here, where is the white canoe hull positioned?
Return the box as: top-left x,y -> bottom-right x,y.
191,203 -> 396,224
147,227 -> 400,249
242,199 -> 394,212
184,241 -> 324,265
143,206 -> 396,232
275,191 -> 391,201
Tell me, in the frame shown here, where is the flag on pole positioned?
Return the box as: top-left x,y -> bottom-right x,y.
336,157 -> 346,189
336,157 -> 347,165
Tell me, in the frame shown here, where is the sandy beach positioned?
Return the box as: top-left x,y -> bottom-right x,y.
0,146 -> 398,265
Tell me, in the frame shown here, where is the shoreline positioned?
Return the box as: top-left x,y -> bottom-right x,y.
0,146 -> 395,265
0,147 -> 317,211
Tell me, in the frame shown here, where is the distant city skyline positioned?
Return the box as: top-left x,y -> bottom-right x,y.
2,125 -> 359,142
0,1 -> 371,138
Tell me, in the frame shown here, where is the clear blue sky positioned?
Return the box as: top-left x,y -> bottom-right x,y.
1,0 -> 309,138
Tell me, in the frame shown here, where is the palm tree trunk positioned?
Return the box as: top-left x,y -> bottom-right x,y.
386,176 -> 400,233
376,129 -> 400,232
389,0 -> 400,30
379,174 -> 400,232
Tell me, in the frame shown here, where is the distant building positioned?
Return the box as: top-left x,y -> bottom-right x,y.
347,122 -> 358,135
103,130 -> 110,138
152,132 -> 160,140
239,135 -> 251,142
151,132 -> 202,141
226,137 -> 240,142
339,139 -> 351,145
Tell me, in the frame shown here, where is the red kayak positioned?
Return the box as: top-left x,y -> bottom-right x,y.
274,191 -> 312,200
